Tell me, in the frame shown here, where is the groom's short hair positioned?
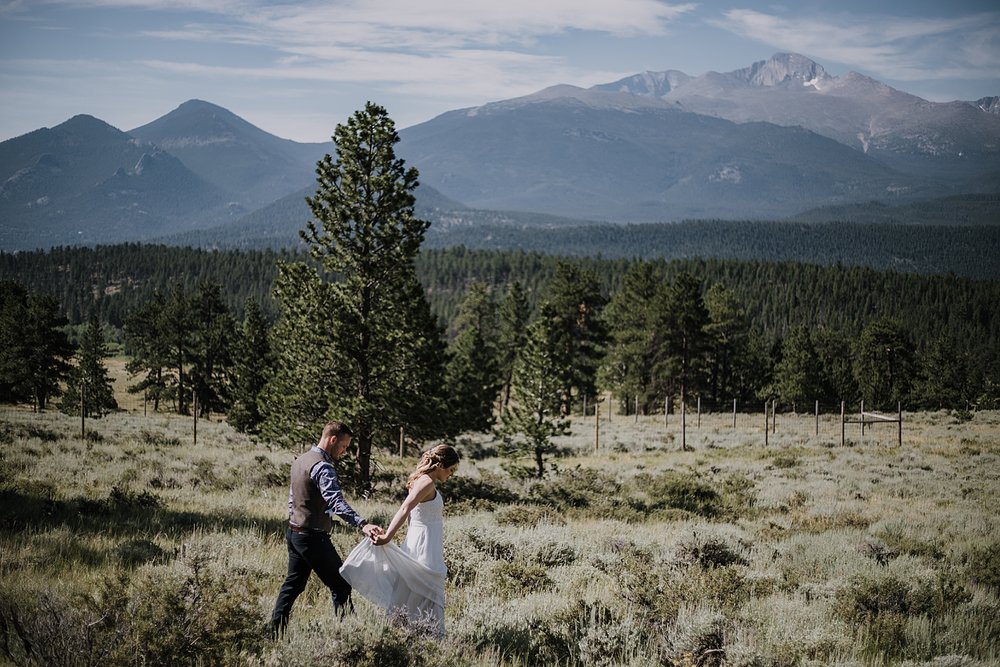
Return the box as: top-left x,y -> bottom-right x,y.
322,420 -> 354,441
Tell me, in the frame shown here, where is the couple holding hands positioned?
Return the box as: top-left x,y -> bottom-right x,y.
270,420 -> 459,638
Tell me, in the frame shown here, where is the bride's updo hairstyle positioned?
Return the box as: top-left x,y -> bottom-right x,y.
407,444 -> 460,488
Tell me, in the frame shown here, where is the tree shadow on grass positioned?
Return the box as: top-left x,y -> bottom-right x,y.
0,486 -> 293,570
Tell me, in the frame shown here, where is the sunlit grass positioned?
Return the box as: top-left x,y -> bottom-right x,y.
1,405 -> 998,665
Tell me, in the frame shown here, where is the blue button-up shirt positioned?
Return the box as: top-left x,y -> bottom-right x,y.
287,446 -> 366,528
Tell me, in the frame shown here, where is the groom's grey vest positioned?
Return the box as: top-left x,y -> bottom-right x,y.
289,449 -> 334,533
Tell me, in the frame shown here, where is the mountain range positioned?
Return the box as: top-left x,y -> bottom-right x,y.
0,52 -> 997,251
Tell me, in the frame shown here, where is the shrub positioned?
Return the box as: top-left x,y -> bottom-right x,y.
439,473 -> 520,508
495,503 -> 565,528
641,471 -> 722,517
662,606 -> 729,667
676,533 -> 750,569
529,467 -> 620,511
467,528 -> 517,560
114,538 -> 168,568
533,541 -> 577,567
962,542 -> 1000,594
489,559 -> 554,599
0,420 -> 61,444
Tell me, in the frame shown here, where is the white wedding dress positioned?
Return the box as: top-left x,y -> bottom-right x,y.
340,490 -> 446,635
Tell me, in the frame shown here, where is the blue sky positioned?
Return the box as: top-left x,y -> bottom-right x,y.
1,0 -> 998,143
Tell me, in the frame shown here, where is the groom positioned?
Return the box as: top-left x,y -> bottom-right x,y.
270,420 -> 383,637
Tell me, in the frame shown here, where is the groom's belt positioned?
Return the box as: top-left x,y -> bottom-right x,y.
288,522 -> 326,534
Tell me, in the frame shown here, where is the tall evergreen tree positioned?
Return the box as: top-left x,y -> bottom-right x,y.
499,316 -> 569,479
188,282 -> 237,418
812,327 -> 858,403
259,263 -> 342,448
771,324 -> 824,411
276,102 -> 442,492
445,282 -> 501,433
62,314 -> 118,417
228,297 -> 272,435
538,262 -> 606,415
854,317 -> 916,410
704,282 -> 753,407
653,272 -> 710,442
0,281 -> 72,409
600,261 -> 660,413
124,291 -> 171,412
497,280 -> 530,409
914,334 -> 970,410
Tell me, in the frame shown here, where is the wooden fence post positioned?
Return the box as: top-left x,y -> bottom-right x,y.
815,400 -> 819,436
594,402 -> 600,453
664,396 -> 668,428
80,383 -> 86,440
697,396 -> 701,428
635,395 -> 639,423
898,402 -> 902,447
860,399 -> 865,438
732,398 -> 737,428
399,426 -> 405,457
192,389 -> 198,445
764,402 -> 768,448
681,400 -> 687,451
841,400 -> 845,447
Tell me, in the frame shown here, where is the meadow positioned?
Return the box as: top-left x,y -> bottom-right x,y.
1,403 -> 998,667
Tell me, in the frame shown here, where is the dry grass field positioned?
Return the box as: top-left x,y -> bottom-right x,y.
1,404 -> 998,666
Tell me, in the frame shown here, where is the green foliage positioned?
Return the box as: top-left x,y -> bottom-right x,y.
496,280 -> 530,409
653,273 -> 712,436
0,557 -> 267,667
640,470 -> 723,517
445,282 -> 502,433
771,324 -> 825,408
0,280 -> 72,409
854,317 -> 917,410
962,542 -> 1000,594
601,262 -> 662,412
498,316 -> 570,478
227,297 -> 272,434
489,559 -> 554,599
61,314 -> 118,418
290,102 -> 447,491
537,262 -> 607,413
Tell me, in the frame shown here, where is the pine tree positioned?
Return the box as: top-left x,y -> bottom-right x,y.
0,281 -> 72,409
600,261 -> 660,413
188,282 -> 237,418
914,334 -> 970,410
704,282 -> 752,407
62,315 -> 118,417
259,263 -> 342,448
228,297 -> 272,435
771,324 -> 824,411
124,291 -> 171,412
445,282 -> 501,433
538,262 -> 606,415
274,102 -> 442,492
499,316 -> 569,479
653,272 -> 710,447
854,317 -> 916,410
497,281 -> 530,408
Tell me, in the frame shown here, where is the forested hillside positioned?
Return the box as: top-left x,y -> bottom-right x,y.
421,221 -> 1000,280
2,244 -> 998,360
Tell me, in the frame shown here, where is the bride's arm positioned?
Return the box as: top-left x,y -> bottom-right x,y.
372,476 -> 435,545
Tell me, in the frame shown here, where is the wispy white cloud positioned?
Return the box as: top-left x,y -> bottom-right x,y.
712,8 -> 1000,81
128,0 -> 697,107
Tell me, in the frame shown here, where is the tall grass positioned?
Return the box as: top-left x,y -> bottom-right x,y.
0,406 -> 997,666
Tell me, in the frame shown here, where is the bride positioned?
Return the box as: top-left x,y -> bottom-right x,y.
340,444 -> 459,636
